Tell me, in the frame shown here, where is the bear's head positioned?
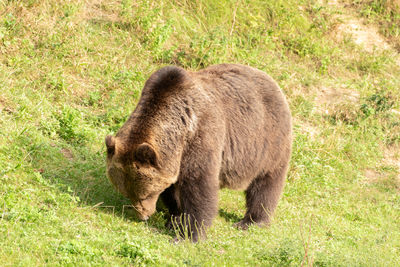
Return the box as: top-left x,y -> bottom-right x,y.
105,135 -> 178,220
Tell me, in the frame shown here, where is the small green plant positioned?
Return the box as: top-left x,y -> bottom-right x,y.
83,90 -> 102,107
56,106 -> 86,143
4,13 -> 16,29
361,90 -> 395,117
117,240 -> 159,266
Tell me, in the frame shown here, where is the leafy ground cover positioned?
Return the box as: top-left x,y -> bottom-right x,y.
1,0 -> 399,265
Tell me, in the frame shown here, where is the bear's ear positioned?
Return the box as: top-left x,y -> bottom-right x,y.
105,135 -> 115,155
134,143 -> 159,167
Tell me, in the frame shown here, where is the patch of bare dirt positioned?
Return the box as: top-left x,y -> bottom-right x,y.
316,86 -> 359,106
61,148 -> 74,160
384,146 -> 400,181
314,86 -> 360,119
81,0 -> 120,22
0,97 -> 15,114
0,97 -> 6,111
334,18 -> 391,52
364,169 -> 382,183
325,0 -> 395,53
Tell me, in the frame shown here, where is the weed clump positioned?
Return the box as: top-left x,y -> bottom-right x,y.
116,240 -> 159,266
55,106 -> 87,144
360,90 -> 395,116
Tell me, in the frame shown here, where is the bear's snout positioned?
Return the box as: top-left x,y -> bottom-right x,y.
132,194 -> 159,221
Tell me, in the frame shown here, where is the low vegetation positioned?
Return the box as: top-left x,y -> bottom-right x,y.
1,0 -> 399,265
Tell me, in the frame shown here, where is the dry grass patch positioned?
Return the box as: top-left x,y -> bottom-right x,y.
80,0 -> 121,22
314,86 -> 360,123
315,86 -> 359,106
294,117 -> 320,140
61,148 -> 74,160
364,169 -> 382,183
0,96 -> 15,115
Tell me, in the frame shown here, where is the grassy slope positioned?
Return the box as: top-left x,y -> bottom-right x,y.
1,0 -> 400,265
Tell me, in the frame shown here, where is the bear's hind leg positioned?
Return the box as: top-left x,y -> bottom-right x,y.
235,166 -> 287,230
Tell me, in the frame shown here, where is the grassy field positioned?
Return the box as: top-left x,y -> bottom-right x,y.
1,0 -> 400,266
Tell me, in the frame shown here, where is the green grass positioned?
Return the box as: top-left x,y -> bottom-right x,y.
1,0 -> 400,265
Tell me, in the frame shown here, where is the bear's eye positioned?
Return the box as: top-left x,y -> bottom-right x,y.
107,146 -> 115,155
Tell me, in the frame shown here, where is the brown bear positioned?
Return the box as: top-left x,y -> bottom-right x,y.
105,64 -> 292,242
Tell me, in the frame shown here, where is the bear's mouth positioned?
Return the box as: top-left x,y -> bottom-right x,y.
133,202 -> 154,221
131,194 -> 159,221
135,209 -> 150,221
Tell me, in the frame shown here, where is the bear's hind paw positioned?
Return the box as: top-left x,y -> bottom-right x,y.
233,220 -> 251,230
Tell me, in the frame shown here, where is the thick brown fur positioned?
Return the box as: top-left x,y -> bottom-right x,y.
105,64 -> 292,242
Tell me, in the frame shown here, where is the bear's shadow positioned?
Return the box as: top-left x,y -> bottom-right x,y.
29,140 -> 178,237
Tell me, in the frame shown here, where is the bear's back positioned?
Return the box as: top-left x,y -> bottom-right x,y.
194,64 -> 292,190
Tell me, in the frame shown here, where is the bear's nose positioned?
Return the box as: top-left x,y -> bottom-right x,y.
133,203 -> 150,221
135,210 -> 149,221
140,214 -> 149,221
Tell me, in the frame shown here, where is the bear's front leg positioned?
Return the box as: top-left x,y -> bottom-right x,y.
160,185 -> 180,230
173,146 -> 221,242
174,178 -> 219,242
